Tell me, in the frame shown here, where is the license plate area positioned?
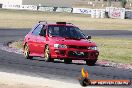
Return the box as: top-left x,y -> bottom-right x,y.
68,51 -> 88,58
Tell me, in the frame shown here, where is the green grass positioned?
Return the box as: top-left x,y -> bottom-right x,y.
0,9 -> 132,30
93,37 -> 132,64
10,37 -> 132,64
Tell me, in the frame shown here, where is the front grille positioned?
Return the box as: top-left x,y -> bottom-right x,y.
60,50 -> 66,56
68,51 -> 88,58
68,45 -> 87,50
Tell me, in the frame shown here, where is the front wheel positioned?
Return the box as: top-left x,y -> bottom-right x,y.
24,44 -> 33,59
86,60 -> 97,66
44,45 -> 54,62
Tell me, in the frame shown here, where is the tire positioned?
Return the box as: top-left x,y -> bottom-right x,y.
86,60 -> 97,66
44,45 -> 54,62
64,59 -> 72,64
24,44 -> 33,59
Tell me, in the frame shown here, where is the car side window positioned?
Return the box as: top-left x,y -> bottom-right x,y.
39,26 -> 46,37
32,24 -> 44,36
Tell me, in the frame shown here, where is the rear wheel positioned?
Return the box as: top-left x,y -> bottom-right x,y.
64,59 -> 72,64
24,44 -> 33,59
86,60 -> 97,66
44,45 -> 54,62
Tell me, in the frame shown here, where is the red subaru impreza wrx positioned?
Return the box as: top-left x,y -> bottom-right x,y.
23,21 -> 99,66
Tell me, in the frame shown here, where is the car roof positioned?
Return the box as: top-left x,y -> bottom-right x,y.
38,21 -> 75,27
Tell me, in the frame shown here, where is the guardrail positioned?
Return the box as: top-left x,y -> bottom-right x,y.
1,4 -> 132,19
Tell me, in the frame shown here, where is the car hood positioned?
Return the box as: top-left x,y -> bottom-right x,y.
49,37 -> 97,46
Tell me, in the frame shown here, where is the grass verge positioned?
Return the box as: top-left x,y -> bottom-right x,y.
0,9 -> 132,30
9,37 -> 132,64
93,37 -> 132,64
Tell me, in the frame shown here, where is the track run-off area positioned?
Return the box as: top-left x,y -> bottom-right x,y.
0,28 -> 132,87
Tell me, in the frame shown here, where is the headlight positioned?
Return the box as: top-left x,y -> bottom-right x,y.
54,44 -> 67,48
88,46 -> 98,50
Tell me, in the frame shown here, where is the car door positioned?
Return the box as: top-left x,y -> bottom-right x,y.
27,24 -> 39,54
35,25 -> 46,55
27,33 -> 36,54
31,24 -> 44,54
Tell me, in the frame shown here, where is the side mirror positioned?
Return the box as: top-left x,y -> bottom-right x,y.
86,36 -> 91,39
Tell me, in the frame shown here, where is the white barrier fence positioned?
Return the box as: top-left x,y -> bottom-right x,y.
2,4 -> 132,19
38,6 -> 73,13
72,8 -> 91,14
38,6 -> 54,12
91,9 -> 106,18
2,4 -> 37,10
106,7 -> 125,19
55,7 -> 73,13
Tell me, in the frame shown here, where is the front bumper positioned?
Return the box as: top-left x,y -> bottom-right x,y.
50,48 -> 99,60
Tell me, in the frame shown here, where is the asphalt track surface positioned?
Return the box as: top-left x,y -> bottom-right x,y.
0,28 -> 132,86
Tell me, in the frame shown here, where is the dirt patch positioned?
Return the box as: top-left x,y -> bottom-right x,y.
0,72 -> 82,88
9,40 -> 23,49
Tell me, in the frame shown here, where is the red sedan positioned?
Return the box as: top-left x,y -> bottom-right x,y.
23,21 -> 99,66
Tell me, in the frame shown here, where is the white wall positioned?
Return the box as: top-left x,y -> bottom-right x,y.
0,0 -> 22,5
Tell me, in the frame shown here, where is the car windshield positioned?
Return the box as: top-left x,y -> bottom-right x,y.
48,25 -> 85,39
